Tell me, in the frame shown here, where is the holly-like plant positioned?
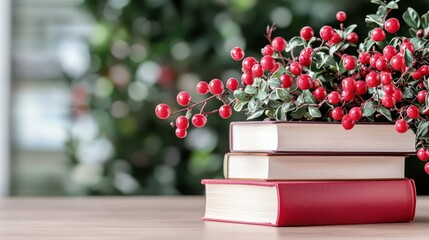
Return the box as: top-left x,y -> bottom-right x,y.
156,0 -> 429,174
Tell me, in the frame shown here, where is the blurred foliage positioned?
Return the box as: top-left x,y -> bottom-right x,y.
66,0 -> 429,195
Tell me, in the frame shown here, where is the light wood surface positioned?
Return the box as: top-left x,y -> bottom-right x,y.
0,196 -> 428,240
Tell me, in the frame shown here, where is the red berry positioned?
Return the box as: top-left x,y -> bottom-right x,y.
281,74 -> 293,88
419,65 -> 429,76
380,71 -> 392,85
425,162 -> 429,175
328,91 -> 341,105
343,56 -> 357,71
176,91 -> 191,106
371,28 -> 385,42
297,74 -> 312,90
383,45 -> 397,61
226,78 -> 239,91
417,148 -> 428,161
390,54 -> 405,71
242,57 -> 257,70
270,63 -> 280,73
329,32 -> 342,45
260,55 -> 276,71
262,45 -> 274,56
241,72 -> 254,85
358,52 -> 370,64
196,81 -> 209,94
365,71 -> 380,88
336,11 -> 347,22
369,53 -> 383,68
155,104 -> 171,119
355,80 -> 368,96
376,57 -> 389,71
175,116 -> 189,129
219,105 -> 232,119
381,94 -> 395,108
290,62 -> 302,75
349,107 -> 362,121
209,79 -> 224,95
192,114 -> 207,128
384,18 -> 400,34
342,77 -> 356,92
346,32 -> 359,44
412,71 -> 423,80
300,26 -> 314,41
400,42 -> 415,54
341,90 -> 354,102
271,37 -> 287,52
175,128 -> 187,138
332,107 -> 344,121
407,105 -> 420,119
230,47 -> 244,61
383,84 -> 395,95
395,119 -> 408,133
417,90 -> 427,103
251,64 -> 264,77
302,47 -> 313,55
299,54 -> 312,67
313,87 -> 327,101
393,90 -> 403,102
341,114 -> 355,130
319,26 -> 334,41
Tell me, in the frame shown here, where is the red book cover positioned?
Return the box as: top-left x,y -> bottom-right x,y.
202,179 -> 416,226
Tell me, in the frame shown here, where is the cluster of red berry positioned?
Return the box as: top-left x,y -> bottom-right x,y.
155,2 -> 429,173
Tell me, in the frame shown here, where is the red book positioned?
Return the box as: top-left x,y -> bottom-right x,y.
202,179 -> 416,226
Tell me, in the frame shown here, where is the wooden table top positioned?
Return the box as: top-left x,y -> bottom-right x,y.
0,196 -> 428,239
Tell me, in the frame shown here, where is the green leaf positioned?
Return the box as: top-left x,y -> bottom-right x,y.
308,106 -> 322,118
271,66 -> 285,79
385,1 -> 399,9
267,78 -> 282,88
403,7 -> 420,29
365,14 -> 383,27
329,44 -> 342,57
302,90 -> 316,104
377,6 -> 387,16
409,28 -> 417,37
364,39 -> 376,52
402,87 -> 414,99
275,106 -> 286,121
268,100 -> 282,108
410,38 -> 428,50
344,24 -> 357,36
282,102 -> 292,112
370,0 -> 385,5
233,100 -> 247,112
247,98 -> 257,112
285,37 -> 305,52
377,106 -> 392,121
404,48 -> 413,67
363,101 -> 377,116
276,88 -> 293,102
290,107 -> 307,119
269,91 -> 279,100
233,89 -> 250,101
422,12 -> 429,28
247,107 -> 264,120
417,121 -> 429,138
256,90 -> 268,100
244,85 -> 258,95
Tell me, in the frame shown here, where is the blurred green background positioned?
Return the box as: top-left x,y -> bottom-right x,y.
11,0 -> 429,196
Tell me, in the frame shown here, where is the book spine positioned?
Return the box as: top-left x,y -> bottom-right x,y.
275,179 -> 416,226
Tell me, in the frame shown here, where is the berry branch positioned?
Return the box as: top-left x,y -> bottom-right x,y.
156,0 -> 429,174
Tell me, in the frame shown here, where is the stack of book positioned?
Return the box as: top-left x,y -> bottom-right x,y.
202,122 -> 417,226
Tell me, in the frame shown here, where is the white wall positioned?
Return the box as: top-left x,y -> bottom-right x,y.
0,0 -> 11,196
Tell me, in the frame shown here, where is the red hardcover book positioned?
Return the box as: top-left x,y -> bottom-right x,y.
202,179 -> 416,226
